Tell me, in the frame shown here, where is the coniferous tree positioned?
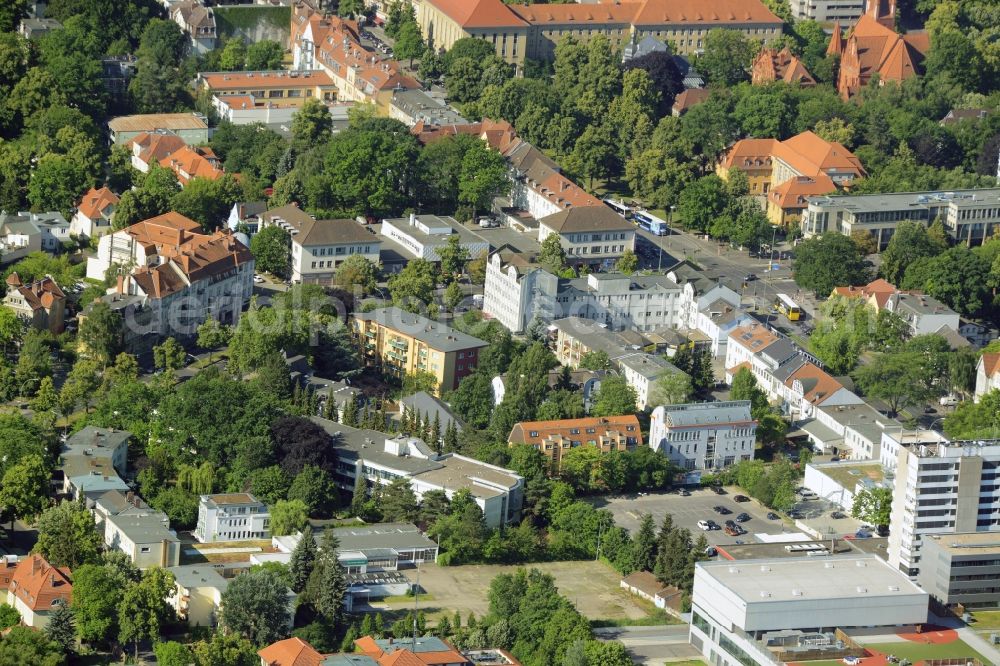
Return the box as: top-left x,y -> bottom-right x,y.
431,413 -> 442,453
314,530 -> 347,628
443,421 -> 458,453
351,472 -> 367,517
342,398 -> 359,426
289,525 -> 317,593
45,599 -> 75,654
324,396 -> 338,421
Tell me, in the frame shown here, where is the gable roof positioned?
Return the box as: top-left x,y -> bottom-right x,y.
771,131 -> 865,179
631,0 -> 781,26
127,131 -> 187,166
259,637 -> 325,666
3,273 -> 65,312
671,88 -> 710,114
752,47 -> 815,86
509,415 -> 643,446
981,353 -> 1000,379
540,205 -> 633,233
719,138 -> 777,170
424,0 -> 525,28
768,174 -> 836,210
9,554 -> 72,611
786,362 -> 844,405
77,187 -> 120,221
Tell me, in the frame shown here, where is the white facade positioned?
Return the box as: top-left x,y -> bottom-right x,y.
104,512 -> 181,569
690,556 -> 928,666
194,494 -> 271,543
618,352 -> 684,411
649,401 -> 756,471
884,292 -> 960,337
289,235 -> 381,284
790,0 -> 865,22
888,438 -> 1000,577
537,218 -> 635,269
974,354 -> 1000,402
380,214 -> 488,263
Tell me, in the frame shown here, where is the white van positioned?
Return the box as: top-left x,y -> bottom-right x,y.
939,395 -> 958,407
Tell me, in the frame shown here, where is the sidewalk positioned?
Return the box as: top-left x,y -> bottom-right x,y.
930,613 -> 1000,664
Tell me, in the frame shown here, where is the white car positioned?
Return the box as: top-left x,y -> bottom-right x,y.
939,395 -> 958,407
253,274 -> 265,283
697,520 -> 712,531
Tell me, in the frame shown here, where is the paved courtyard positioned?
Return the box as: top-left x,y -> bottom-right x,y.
592,487 -> 799,547
378,560 -> 650,622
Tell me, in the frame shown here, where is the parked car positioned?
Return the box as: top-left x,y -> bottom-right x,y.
713,505 -> 732,515
788,510 -> 804,519
831,511 -> 847,520
939,395 -> 958,407
706,520 -> 721,530
735,513 -> 751,522
677,488 -> 691,496
724,520 -> 736,528
711,486 -> 726,495
734,494 -> 750,502
697,520 -> 713,531
766,512 -> 780,520
704,546 -> 718,557
253,274 -> 265,283
724,526 -> 741,536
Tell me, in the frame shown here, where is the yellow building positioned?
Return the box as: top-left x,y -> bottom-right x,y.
351,306 -> 488,394
766,174 -> 837,228
716,138 -> 777,195
416,0 -> 529,65
195,70 -> 338,106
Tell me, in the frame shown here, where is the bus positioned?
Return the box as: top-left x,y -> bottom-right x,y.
633,209 -> 668,236
775,293 -> 802,321
603,198 -> 632,219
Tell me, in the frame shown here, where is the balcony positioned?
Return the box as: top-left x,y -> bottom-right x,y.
389,339 -> 409,350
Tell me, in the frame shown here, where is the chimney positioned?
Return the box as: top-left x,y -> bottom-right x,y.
50,574 -> 55,586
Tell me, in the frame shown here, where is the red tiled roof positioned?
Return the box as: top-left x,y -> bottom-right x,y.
752,47 -> 815,87
127,132 -> 187,168
631,0 -> 781,26
719,138 -> 777,170
509,415 -> 643,446
258,637 -> 325,666
786,362 -> 844,405
768,174 -> 836,210
77,187 -> 120,221
8,554 -> 71,612
425,0 -> 526,28
510,2 -> 639,24
770,131 -> 865,180
4,273 -> 65,312
671,88 -> 710,114
160,146 -> 225,185
200,70 -> 334,91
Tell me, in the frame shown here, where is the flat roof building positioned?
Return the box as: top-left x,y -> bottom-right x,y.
690,555 -> 928,666
650,401 -> 756,473
919,533 -> 1000,610
380,214 -> 488,263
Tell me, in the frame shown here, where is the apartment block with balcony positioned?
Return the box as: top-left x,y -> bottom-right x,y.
351,307 -> 488,394
887,438 -> 1000,577
194,493 -> 271,543
649,401 -> 756,472
508,415 -> 642,473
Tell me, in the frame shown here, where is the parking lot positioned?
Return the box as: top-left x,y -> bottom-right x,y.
593,487 -> 799,547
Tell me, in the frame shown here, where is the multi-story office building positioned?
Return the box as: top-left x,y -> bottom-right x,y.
789,0 -> 865,23
801,188 -> 1000,250
888,438 -> 1000,577
351,307 -> 488,393
690,555 -> 928,666
508,415 -> 641,473
194,493 -> 271,543
649,401 -> 756,471
919,533 -> 1000,610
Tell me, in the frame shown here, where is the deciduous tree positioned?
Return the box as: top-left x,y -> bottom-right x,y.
221,567 -> 291,646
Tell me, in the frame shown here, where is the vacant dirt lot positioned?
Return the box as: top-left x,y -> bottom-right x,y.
380,560 -> 649,622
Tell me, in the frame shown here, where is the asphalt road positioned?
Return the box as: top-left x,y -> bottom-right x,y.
592,486 -> 794,547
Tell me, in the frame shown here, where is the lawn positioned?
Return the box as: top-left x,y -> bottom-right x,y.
970,610 -> 1000,630
862,639 -> 986,662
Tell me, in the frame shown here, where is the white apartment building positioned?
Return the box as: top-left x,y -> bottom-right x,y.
975,353 -> 1000,402
884,292 -> 960,337
649,401 -> 756,472
618,352 -> 686,410
380,214 -> 488,263
888,437 -> 1000,577
537,206 -> 636,270
789,0 -> 865,22
483,250 -> 561,333
690,556 -> 928,666
809,402 -> 902,459
194,493 -> 271,543
259,204 -> 381,284
104,512 -> 182,569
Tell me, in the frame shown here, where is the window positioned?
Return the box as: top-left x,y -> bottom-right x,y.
140,546 -> 151,553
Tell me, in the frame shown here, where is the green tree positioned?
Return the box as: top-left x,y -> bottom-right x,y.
153,337 -> 186,372
70,563 -> 122,646
350,473 -> 368,517
155,641 -> 195,666
28,154 -> 92,216
291,97 -> 333,151
853,352 -> 932,416
34,501 -> 102,568
244,40 -> 284,70
118,568 -> 175,661
271,499 -> 309,536
0,605 -> 18,631
288,466 -> 337,516
59,358 -> 101,415
616,249 -> 639,275
565,124 -> 615,189
458,140 -> 509,221
851,487 -> 892,528
539,233 -> 569,274
29,377 -> 59,416
220,37 -> 247,70
678,175 -> 729,232
221,567 -> 291,646
79,301 -> 122,366
394,21 -> 424,67
0,454 -> 49,524
793,234 -> 872,296
698,29 -> 752,86
197,317 -> 232,361
289,525 -> 317,593
381,478 -> 418,523
44,599 -> 75,654
437,234 -> 470,280
388,258 -> 437,310
0,626 -> 63,666
192,633 -> 258,666
312,530 -> 348,628
579,350 -> 611,371
903,246 -> 991,317
591,376 -> 638,417
648,370 -> 693,407
250,225 -> 291,278
334,254 -> 379,293
880,220 -> 945,284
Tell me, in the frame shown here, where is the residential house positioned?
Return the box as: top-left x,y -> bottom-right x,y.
0,214 -> 42,265
491,367 -> 607,409
105,512 -> 181,569
380,214 -> 487,264
170,0 -> 217,54
355,635 -> 471,666
389,89 -> 468,127
194,493 -> 271,543
2,273 -> 66,334
290,7 -> 420,115
260,204 -> 381,284
766,174 -> 837,228
6,554 -> 72,629
751,47 -> 815,87
59,426 -> 131,497
108,112 -> 209,145
169,564 -> 229,627
19,17 -> 61,39
884,292 -> 960,337
228,201 -> 268,235
538,206 -> 636,270
350,307 -> 488,394
126,131 -> 188,173
940,109 -> 990,126
670,88 -> 710,117
160,145 -> 226,185
617,352 -> 686,410
259,637 -> 334,666
827,0 -> 928,100
84,212 -> 254,336
649,401 -> 756,471
550,316 -> 639,368
802,188 -> 1000,249
505,136 -> 601,222
717,131 -> 864,197
620,571 -> 683,612
70,186 -> 120,239
310,417 -> 524,527
975,353 -> 1000,402
807,402 -> 901,459
508,415 -> 642,473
